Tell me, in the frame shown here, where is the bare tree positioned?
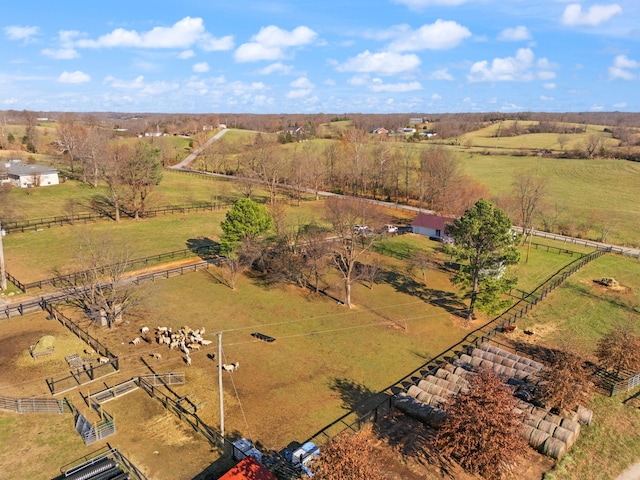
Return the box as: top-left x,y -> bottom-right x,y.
432,368 -> 527,479
407,249 -> 433,283
510,172 -> 547,243
101,142 -> 128,222
557,134 -> 570,151
57,234 -> 143,329
54,114 -> 86,174
324,197 -> 385,307
596,324 -> 640,376
311,426 -> 383,480
584,134 -> 603,158
121,140 -> 163,219
535,349 -> 594,411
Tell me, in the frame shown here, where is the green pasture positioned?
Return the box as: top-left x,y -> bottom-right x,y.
458,154 -> 640,247
518,254 -> 640,352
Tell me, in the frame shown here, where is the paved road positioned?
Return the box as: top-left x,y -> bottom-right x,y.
170,128 -> 229,170
616,461 -> 640,480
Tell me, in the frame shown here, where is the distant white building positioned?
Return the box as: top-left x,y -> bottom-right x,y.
0,160 -> 60,188
411,213 -> 457,242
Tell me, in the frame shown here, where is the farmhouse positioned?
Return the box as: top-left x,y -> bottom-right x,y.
411,213 -> 456,242
0,159 -> 60,188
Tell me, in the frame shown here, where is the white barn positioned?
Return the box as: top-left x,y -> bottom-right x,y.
0,160 -> 60,188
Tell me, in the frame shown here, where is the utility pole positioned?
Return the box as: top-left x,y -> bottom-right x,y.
217,331 -> 224,444
0,222 -> 6,291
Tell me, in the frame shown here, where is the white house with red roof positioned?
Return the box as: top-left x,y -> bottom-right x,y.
411,213 -> 457,242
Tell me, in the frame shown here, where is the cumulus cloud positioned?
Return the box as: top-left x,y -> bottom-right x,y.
235,25 -> 316,62
193,62 -> 210,73
609,54 -> 640,80
4,25 -> 39,42
290,77 -> 314,89
467,48 -> 556,82
286,76 -> 315,98
42,48 -> 79,59
57,71 -> 90,84
258,62 -> 294,75
103,75 -> 180,96
387,20 -> 471,51
392,0 -> 469,10
178,50 -> 195,59
498,26 -> 532,41
337,50 -> 421,75
429,68 -> 455,81
74,17 -> 233,51
561,3 -> 622,26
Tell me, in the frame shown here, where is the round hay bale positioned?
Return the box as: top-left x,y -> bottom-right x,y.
483,352 -> 496,362
501,358 -> 516,368
430,394 -> 448,407
484,344 -> 499,354
520,424 -> 536,442
513,407 -> 524,416
524,414 -> 542,428
441,363 -> 456,374
531,407 -> 547,418
471,348 -> 485,359
427,384 -> 445,398
560,418 -> 581,435
514,369 -> 529,381
576,405 -> 593,425
458,353 -> 473,364
538,419 -> 557,435
425,375 -> 439,384
493,365 -> 506,375
559,409 -> 580,423
435,377 -> 452,389
530,361 -> 544,370
448,383 -> 463,395
502,367 -> 517,378
407,385 -> 423,399
544,412 -> 563,426
506,352 -> 520,362
435,368 -> 449,380
416,390 -> 434,404
417,380 -> 431,391
480,359 -> 495,370
529,429 -> 550,449
470,356 -> 483,367
552,426 -> 576,447
454,366 -> 470,378
542,437 -> 567,460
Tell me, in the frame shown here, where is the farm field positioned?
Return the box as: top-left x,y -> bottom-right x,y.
0,232 -> 600,479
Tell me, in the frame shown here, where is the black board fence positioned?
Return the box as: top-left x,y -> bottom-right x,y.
301,247 -> 610,449
1,200 -> 232,234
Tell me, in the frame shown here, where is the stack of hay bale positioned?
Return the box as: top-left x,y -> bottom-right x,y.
394,342 -> 593,460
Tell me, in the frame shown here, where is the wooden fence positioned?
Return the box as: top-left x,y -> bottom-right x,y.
302,247 -> 610,448
1,200 -> 231,234
138,375 -> 226,448
9,244 -> 219,293
0,396 -> 71,414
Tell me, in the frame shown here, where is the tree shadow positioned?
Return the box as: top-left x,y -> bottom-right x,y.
511,341 -> 564,364
382,269 -> 468,318
329,377 -> 379,414
186,237 -> 221,260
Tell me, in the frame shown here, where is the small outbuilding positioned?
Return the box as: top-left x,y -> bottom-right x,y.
411,213 -> 457,242
218,456 -> 277,480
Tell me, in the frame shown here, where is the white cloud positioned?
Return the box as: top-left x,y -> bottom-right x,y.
42,48 -> 79,59
431,93 -> 442,100
388,20 -> 471,51
609,54 -> 640,80
193,62 -> 210,73
178,50 -> 195,59
468,48 -> 556,82
498,26 -> 532,42
103,76 -> 180,95
4,25 -> 39,42
540,95 -> 554,101
369,80 -> 422,92
286,89 -> 312,98
613,102 -> 627,108
58,71 -> 90,84
544,82 -> 556,89
429,68 -> 455,80
337,50 -> 421,75
392,0 -> 469,10
561,3 -> 622,27
75,17 -> 232,51
258,62 -> 293,75
235,25 -> 316,62
290,77 -> 314,89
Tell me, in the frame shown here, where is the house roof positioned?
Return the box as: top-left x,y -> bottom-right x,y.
218,457 -> 277,480
411,213 -> 457,231
1,161 -> 58,177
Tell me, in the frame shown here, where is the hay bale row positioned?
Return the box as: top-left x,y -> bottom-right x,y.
394,392 -> 446,427
478,342 -> 544,370
522,425 -> 569,459
440,362 -> 474,381
470,348 -> 540,382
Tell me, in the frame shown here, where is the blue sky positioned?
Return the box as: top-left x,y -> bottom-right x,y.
2,0 -> 639,114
